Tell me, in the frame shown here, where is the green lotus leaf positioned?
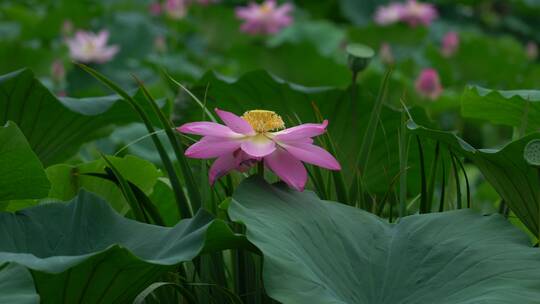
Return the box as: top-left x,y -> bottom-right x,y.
461,86 -> 540,132
0,190 -> 248,303
229,177 -> 540,304
0,263 -> 39,304
0,68 -> 170,166
0,121 -> 49,201
408,120 -> 540,239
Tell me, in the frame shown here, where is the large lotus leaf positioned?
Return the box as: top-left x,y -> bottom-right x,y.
46,155 -> 162,214
229,177 -> 540,304
0,121 -> 49,201
188,70 -> 431,195
0,68 -> 169,166
461,86 -> 540,132
408,121 -> 540,239
0,263 -> 39,304
0,190 -> 247,304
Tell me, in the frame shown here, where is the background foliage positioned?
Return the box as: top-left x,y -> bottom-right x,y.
2,0 -> 540,303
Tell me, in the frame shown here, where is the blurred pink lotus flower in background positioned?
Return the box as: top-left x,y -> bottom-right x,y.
154,36 -> 167,53
177,109 -> 341,191
379,42 -> 394,65
50,60 -> 66,83
401,0 -> 437,26
164,0 -> 187,19
374,3 -> 405,25
441,31 -> 459,57
236,0 -> 293,35
526,41 -> 538,61
374,0 -> 437,27
149,2 -> 163,15
150,0 -> 217,18
415,68 -> 443,100
61,20 -> 74,37
66,30 -> 119,64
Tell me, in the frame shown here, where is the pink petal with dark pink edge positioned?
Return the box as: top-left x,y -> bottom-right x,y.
177,121 -> 240,137
208,153 -> 238,184
273,120 -> 328,141
264,148 -> 307,191
282,142 -> 341,170
185,136 -> 241,159
241,136 -> 276,157
215,108 -> 255,135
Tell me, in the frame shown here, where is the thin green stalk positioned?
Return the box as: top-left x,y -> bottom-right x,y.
133,282 -> 198,304
356,68 -> 392,168
426,142 -> 441,212
438,155 -> 446,212
350,68 -> 392,204
134,76 -> 201,213
353,171 -> 366,209
162,70 -> 217,122
310,102 -> 348,204
536,169 -> 540,243
519,97 -> 531,138
450,152 -> 462,209
389,198 -> 394,223
309,166 -> 328,200
351,70 -> 359,114
376,170 -> 402,217
398,111 -> 408,218
225,175 -> 234,197
416,136 -> 428,213
234,227 -> 248,304
325,135 -> 348,204
77,64 -> 191,219
455,156 -> 471,209
257,161 -> 265,178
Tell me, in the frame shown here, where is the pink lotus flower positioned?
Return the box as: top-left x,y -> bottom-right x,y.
50,60 -> 66,83
149,2 -> 163,15
526,41 -> 538,61
177,109 -> 341,191
61,20 -> 74,37
379,42 -> 394,65
66,30 -> 119,64
441,31 -> 459,57
164,0 -> 187,19
415,68 -> 443,100
235,0 -> 293,35
401,0 -> 437,27
374,3 -> 405,25
154,36 -> 167,53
